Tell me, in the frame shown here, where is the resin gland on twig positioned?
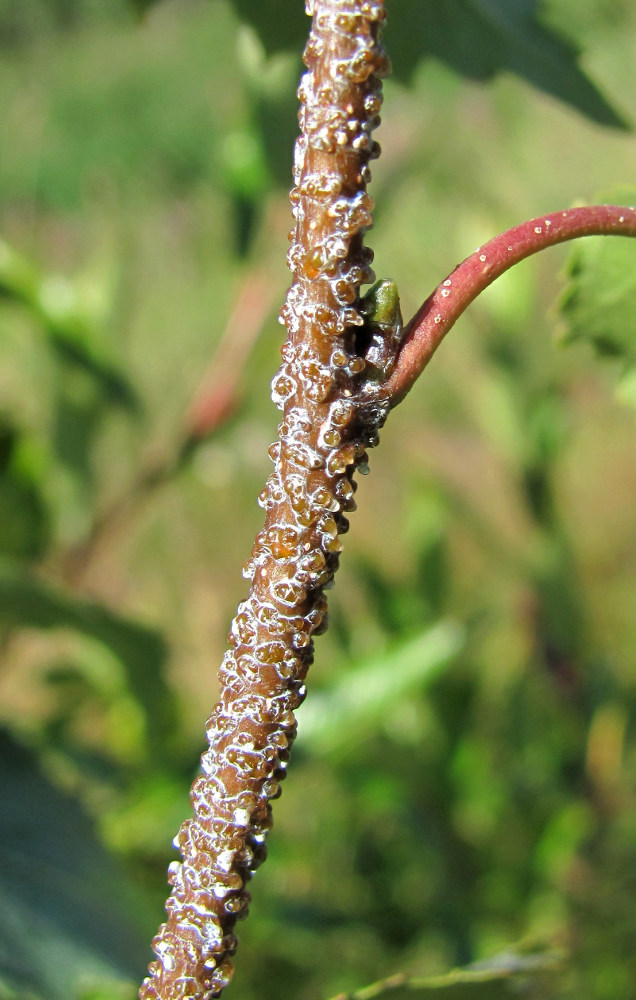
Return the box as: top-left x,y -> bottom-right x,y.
139,2 -> 401,998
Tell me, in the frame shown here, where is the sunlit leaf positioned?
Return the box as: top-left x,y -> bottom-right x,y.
227,0 -> 626,129
228,0 -> 308,54
0,561 -> 175,756
0,240 -> 138,411
386,0 -> 627,128
615,364 -> 636,411
0,422 -> 50,560
298,622 -> 464,753
77,982 -> 137,1000
558,190 -> 636,365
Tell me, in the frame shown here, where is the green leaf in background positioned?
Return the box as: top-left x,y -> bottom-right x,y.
235,26 -> 300,191
325,947 -> 564,999
0,729 -> 151,1000
230,0 -> 308,55
558,190 -> 636,371
0,561 -> 175,756
127,0 -> 159,15
298,622 -> 464,754
0,239 -> 138,412
77,983 -> 137,1000
225,0 -> 626,129
386,0 -> 626,128
615,364 -> 636,411
0,421 -> 50,560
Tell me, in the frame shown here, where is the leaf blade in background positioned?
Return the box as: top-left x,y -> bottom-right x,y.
224,0 -> 626,129
230,0 -> 308,56
558,189 -> 636,371
0,561 -> 174,755
0,421 -> 50,560
387,0 -> 626,127
298,622 -> 464,754
0,730 -> 151,1000
0,239 -> 139,412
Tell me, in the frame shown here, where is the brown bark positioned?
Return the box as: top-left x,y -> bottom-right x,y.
139,5 -> 636,997
139,3 -> 397,997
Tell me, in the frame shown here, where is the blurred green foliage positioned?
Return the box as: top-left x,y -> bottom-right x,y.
1,1 -> 636,999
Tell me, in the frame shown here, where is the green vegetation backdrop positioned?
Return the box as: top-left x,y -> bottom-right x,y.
1,2 -> 636,998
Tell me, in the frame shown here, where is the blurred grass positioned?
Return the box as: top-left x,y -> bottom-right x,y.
1,1 -> 636,999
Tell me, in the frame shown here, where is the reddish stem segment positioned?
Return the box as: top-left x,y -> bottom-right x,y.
384,204 -> 636,407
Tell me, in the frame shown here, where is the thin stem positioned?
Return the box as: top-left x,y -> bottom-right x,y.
185,266 -> 278,441
384,204 -> 636,407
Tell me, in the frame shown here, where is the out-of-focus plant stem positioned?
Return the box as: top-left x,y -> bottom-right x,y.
59,264 -> 277,588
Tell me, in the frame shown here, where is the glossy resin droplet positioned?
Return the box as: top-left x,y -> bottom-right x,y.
139,4 -> 401,999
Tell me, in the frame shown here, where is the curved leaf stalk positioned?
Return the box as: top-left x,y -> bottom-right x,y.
384,204 -> 636,407
139,2 -> 399,997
